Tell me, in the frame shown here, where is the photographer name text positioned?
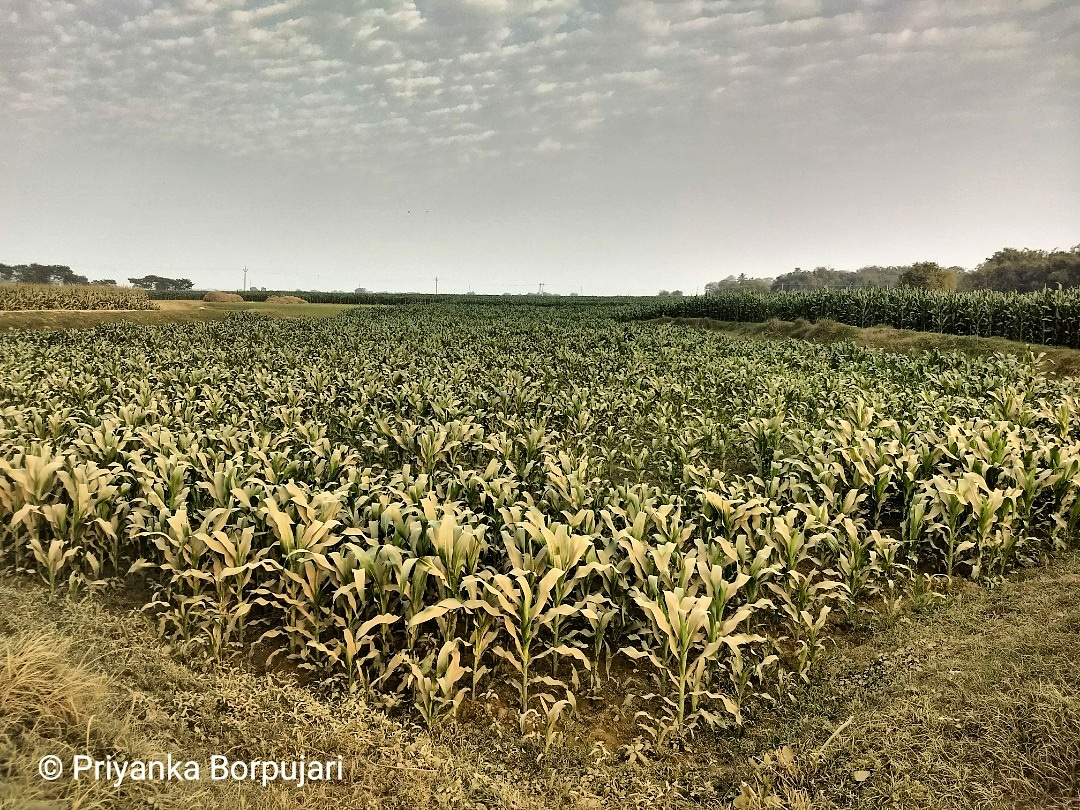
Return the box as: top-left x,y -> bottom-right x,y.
37,754 -> 343,788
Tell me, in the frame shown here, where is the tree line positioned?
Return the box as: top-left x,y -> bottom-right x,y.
9,248 -> 1079,299
702,245 -> 1080,295
0,265 -> 193,291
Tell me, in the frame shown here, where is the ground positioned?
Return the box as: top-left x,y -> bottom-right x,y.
3,551 -> 1078,809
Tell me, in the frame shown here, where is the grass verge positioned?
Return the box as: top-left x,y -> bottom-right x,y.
654,317 -> 1080,377
2,551 -> 1078,808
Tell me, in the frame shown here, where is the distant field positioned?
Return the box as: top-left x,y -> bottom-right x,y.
657,316 -> 1080,378
0,282 -> 154,312
149,289 -> 647,306
630,287 -> 1080,349
0,299 -> 361,330
7,299 -> 1080,379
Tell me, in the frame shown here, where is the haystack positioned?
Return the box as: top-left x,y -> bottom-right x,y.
266,295 -> 308,304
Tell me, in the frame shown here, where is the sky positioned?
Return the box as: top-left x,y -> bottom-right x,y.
1,0 -> 1077,295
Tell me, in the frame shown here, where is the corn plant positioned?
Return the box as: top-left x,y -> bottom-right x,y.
489,569 -> 587,713
407,640 -> 470,730
623,588 -> 758,733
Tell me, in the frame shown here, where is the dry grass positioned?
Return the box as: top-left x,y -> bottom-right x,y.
0,583 -> 599,809
726,555 -> 1080,809
0,634 -> 110,809
0,636 -> 105,734
201,291 -> 245,303
2,552 -> 1079,808
265,295 -> 309,304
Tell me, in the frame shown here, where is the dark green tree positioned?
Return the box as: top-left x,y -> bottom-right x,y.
965,246 -> 1080,292
772,267 -> 865,291
853,265 -> 904,287
899,262 -> 958,290
705,274 -> 773,294
128,275 -> 195,291
0,264 -> 88,284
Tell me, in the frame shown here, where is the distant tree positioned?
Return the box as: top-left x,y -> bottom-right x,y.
17,264 -> 56,284
658,289 -> 669,296
1046,246 -> 1080,289
964,246 -> 1080,292
772,268 -> 813,291
354,287 -> 369,294
772,267 -> 860,291
771,265 -> 913,291
0,263 -> 90,284
90,279 -> 117,286
899,262 -> 958,291
852,265 -> 904,287
128,275 -> 194,291
704,274 -> 773,294
955,267 -> 977,291
970,248 -> 1047,292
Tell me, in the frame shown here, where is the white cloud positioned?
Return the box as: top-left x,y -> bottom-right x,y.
0,0 -> 1072,169
534,136 -> 563,151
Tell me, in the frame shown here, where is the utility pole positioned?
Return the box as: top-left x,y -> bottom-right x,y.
435,276 -> 439,295
538,282 -> 544,295
242,266 -> 248,292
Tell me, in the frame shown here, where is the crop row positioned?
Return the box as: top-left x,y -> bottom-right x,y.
0,283 -> 156,312
1,307 -> 1078,746
627,287 -> 1080,349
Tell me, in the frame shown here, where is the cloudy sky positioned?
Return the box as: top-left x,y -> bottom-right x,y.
1,0 -> 1077,294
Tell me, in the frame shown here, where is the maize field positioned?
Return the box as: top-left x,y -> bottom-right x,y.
148,288 -> 643,306
1,305 -> 1078,746
0,284 -> 156,312
629,287 -> 1080,349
